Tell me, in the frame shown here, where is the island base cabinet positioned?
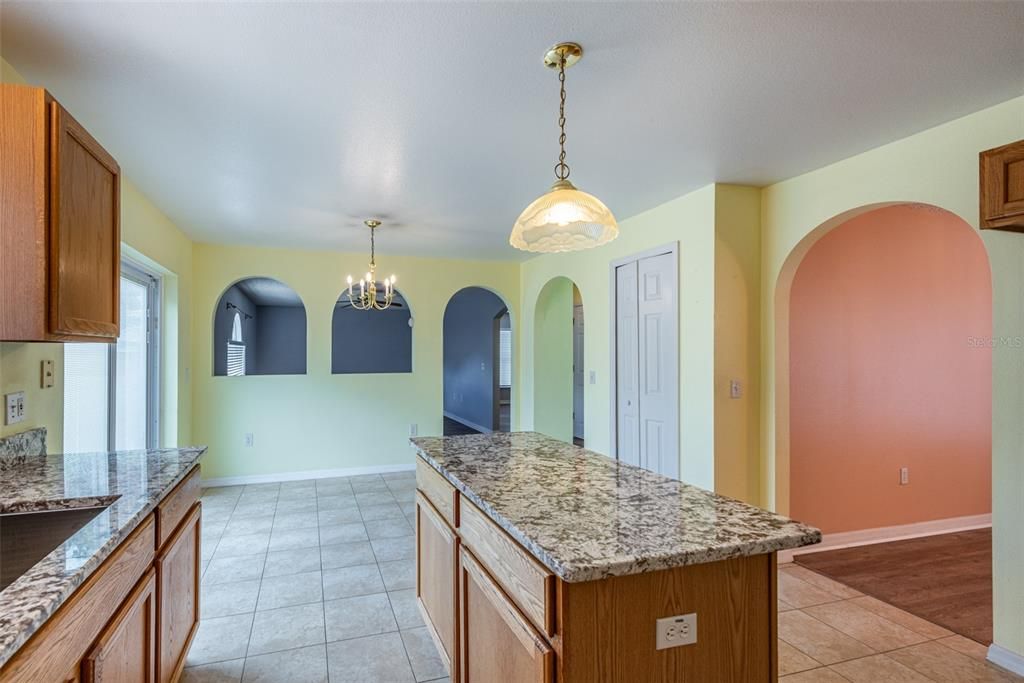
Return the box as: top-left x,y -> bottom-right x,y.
459,548 -> 553,683
156,503 -> 201,683
415,493 -> 458,678
81,569 -> 157,683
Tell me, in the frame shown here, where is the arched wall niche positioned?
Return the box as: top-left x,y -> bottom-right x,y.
212,276 -> 307,376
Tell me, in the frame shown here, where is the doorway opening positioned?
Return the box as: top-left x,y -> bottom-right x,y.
442,287 -> 512,436
532,277 -> 584,444
572,286 -> 584,447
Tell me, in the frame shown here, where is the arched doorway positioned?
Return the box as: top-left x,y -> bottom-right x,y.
533,276 -> 584,444
442,287 -> 512,435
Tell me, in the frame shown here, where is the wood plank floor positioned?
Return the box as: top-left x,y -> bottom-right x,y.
795,529 -> 992,645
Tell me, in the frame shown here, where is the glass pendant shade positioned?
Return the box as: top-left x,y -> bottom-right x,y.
510,179 -> 619,253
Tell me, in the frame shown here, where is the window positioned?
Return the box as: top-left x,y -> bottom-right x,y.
499,328 -> 512,387
64,261 -> 161,452
227,312 -> 246,376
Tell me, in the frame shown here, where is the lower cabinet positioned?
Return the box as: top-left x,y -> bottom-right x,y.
459,547 -> 553,683
81,569 -> 157,683
156,503 -> 201,683
415,492 -> 458,676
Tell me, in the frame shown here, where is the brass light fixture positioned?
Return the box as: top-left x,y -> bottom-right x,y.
510,42 -> 618,253
345,220 -> 397,311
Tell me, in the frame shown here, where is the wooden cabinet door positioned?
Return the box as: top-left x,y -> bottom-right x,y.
416,492 -> 457,676
49,100 -> 120,339
156,503 -> 201,683
459,548 -> 553,683
82,569 -> 157,683
981,139 -> 1024,231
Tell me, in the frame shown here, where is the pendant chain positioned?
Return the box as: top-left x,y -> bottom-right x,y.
555,56 -> 570,181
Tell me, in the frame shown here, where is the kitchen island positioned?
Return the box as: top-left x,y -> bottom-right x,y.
412,432 -> 820,683
0,444 -> 206,682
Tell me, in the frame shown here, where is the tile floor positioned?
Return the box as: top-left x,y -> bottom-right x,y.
182,472 -> 1022,683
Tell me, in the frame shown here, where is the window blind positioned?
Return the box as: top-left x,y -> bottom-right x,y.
63,343 -> 110,453
499,328 -> 512,388
227,342 -> 246,376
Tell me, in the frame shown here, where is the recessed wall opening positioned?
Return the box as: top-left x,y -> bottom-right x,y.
533,276 -> 584,445
442,287 -> 512,435
213,277 -> 307,376
332,288 -> 413,374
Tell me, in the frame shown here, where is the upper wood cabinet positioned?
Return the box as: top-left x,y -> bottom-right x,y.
981,139 -> 1024,232
0,84 -> 120,343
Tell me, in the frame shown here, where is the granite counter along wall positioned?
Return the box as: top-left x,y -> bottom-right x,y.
0,428 -> 46,470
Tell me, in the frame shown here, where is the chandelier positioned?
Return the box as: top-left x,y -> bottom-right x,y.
510,42 -> 618,253
345,219 -> 397,311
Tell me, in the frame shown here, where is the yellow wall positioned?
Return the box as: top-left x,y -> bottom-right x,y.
714,185 -> 762,503
0,57 -> 194,451
520,185 -> 717,489
760,95 -> 1024,659
190,242 -> 519,480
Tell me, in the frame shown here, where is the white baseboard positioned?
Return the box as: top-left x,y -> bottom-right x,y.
201,462 -> 416,488
778,513 -> 991,564
988,644 -> 1024,676
442,411 -> 493,434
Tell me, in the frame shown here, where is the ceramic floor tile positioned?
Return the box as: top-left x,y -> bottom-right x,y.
275,498 -> 319,514
324,593 -> 398,642
829,654 -> 935,682
322,563 -> 385,600
847,596 -> 954,640
388,589 -> 424,630
780,639 -> 823,676
319,522 -> 369,545
202,579 -> 261,618
402,627 -> 447,682
803,600 -> 929,652
371,536 -> 415,562
223,515 -> 275,537
778,610 -> 875,665
180,658 -> 245,683
318,507 -> 364,526
359,502 -> 406,521
187,613 -> 254,666
781,565 -> 864,600
263,546 -> 321,578
378,559 -> 415,591
320,540 -> 376,569
214,532 -> 271,559
778,571 -> 846,608
888,641 -> 1020,683
937,634 -> 990,660
247,602 -> 326,656
272,510 -> 319,531
204,554 -> 266,585
780,669 -> 851,682
257,570 -> 323,610
232,501 -> 278,517
356,491 -> 396,507
780,598 -> 797,612
326,632 -> 415,683
241,644 -> 328,683
364,517 -> 413,540
268,526 -> 320,552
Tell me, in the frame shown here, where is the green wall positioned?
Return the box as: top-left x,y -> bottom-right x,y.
532,277 -> 574,442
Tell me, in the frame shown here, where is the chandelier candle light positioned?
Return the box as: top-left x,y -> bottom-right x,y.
346,219 -> 397,311
510,42 -> 619,253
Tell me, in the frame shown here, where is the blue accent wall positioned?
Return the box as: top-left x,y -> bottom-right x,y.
443,288 -> 508,431
332,300 -> 412,374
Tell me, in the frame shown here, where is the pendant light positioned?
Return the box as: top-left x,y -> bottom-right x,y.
510,42 -> 618,253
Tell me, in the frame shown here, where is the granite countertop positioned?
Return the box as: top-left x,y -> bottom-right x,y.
0,446 -> 206,669
412,432 -> 820,583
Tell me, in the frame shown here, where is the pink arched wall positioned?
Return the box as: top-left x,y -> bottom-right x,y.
789,204 -> 992,534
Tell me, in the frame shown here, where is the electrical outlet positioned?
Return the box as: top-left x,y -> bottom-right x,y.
729,379 -> 742,399
589,370 -> 597,385
5,392 -> 26,426
899,467 -> 909,485
410,423 -> 418,437
244,433 -> 254,447
656,613 -> 697,650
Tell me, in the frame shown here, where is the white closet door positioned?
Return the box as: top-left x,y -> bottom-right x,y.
615,261 -> 641,466
637,252 -> 679,479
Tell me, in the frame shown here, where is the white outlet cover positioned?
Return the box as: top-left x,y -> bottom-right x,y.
656,613 -> 697,650
5,392 -> 25,426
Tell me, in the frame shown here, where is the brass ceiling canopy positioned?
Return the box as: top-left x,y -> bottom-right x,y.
543,42 -> 582,70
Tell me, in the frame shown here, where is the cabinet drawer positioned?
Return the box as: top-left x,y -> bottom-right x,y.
459,547 -> 553,683
416,458 -> 458,527
458,499 -> 555,637
157,466 -> 200,549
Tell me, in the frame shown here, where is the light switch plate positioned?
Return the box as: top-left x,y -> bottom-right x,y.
656,613 -> 697,650
5,392 -> 26,426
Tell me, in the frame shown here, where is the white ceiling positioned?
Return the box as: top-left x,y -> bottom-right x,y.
2,2 -> 1021,262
